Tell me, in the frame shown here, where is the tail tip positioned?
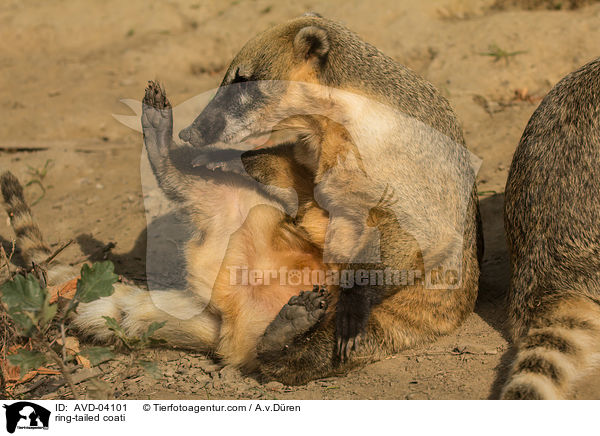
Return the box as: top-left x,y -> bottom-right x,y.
0,171 -> 25,204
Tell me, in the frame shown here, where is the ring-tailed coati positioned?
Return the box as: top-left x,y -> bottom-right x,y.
177,14 -> 482,375
502,57 -> 600,399
1,15 -> 482,385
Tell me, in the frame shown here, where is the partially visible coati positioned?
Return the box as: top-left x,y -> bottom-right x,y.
2,15 -> 482,385
502,57 -> 600,399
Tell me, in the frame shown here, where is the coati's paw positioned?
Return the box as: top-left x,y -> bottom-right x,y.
195,158 -> 246,175
143,80 -> 170,110
191,149 -> 247,176
141,81 -> 172,132
257,286 -> 328,354
335,287 -> 372,362
206,159 -> 245,173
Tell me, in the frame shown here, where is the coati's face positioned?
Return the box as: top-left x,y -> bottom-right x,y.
179,17 -> 336,149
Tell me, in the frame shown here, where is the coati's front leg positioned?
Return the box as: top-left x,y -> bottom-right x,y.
142,82 -> 196,203
334,185 -> 403,360
335,284 -> 383,361
142,81 -> 217,203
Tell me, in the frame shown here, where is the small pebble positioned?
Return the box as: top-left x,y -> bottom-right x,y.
265,381 -> 284,391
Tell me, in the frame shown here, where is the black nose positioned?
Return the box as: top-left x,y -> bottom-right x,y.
179,126 -> 192,142
179,126 -> 204,146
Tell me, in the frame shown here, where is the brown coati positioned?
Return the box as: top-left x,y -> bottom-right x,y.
2,15 -> 482,385
177,14 -> 482,381
502,57 -> 600,399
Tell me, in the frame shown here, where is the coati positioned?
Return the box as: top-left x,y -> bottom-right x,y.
1,15 -> 482,385
502,57 -> 600,399
177,14 -> 483,376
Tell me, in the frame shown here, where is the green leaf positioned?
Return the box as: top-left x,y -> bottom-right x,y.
80,347 -> 115,366
0,274 -> 57,334
75,261 -> 118,303
142,321 -> 166,341
7,312 -> 35,336
138,360 -> 162,379
8,349 -> 47,375
102,316 -> 135,348
40,302 -> 57,327
1,274 -> 45,312
102,316 -> 126,336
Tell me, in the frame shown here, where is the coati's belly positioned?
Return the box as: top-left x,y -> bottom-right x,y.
180,177 -> 330,365
186,196 -> 329,366
211,203 -> 327,319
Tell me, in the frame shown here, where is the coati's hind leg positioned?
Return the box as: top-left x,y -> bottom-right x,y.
257,286 -> 328,355
256,286 -> 340,385
256,292 -> 442,385
73,286 -> 221,352
257,258 -> 478,385
257,291 -> 387,386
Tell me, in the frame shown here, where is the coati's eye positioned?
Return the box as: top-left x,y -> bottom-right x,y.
233,67 -> 250,84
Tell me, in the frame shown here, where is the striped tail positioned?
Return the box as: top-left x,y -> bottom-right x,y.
501,295 -> 600,399
0,171 -> 52,265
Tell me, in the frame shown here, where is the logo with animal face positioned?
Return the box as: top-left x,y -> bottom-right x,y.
2,402 -> 50,433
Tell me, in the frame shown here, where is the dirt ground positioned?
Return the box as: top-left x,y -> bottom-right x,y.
1,0 -> 600,400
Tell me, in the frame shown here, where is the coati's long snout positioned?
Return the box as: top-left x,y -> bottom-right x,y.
179,89 -> 229,146
179,18 -> 336,149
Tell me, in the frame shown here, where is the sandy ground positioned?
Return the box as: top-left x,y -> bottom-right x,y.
1,0 -> 600,399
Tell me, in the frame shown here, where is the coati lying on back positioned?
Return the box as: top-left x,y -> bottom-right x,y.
2,15 -> 482,385
177,14 -> 483,372
502,57 -> 600,399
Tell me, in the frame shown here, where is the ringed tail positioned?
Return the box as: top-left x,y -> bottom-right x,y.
502,295 -> 600,399
0,171 -> 52,265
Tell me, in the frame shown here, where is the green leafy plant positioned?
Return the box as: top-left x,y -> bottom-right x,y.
1,261 -> 118,398
79,346 -> 115,366
102,316 -> 167,381
1,259 -> 167,398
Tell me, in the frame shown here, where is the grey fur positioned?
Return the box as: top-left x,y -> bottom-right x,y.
503,57 -> 600,399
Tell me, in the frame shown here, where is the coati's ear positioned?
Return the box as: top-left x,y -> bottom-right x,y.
293,26 -> 329,62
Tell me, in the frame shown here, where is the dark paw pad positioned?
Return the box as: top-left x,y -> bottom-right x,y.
258,286 -> 328,354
